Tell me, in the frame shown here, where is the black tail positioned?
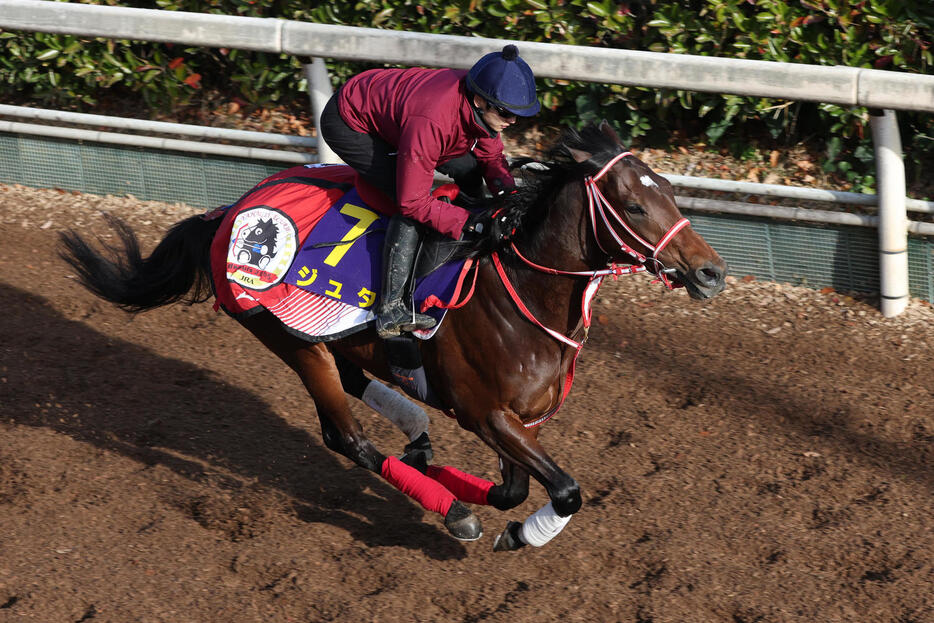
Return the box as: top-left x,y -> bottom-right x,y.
59,213 -> 222,312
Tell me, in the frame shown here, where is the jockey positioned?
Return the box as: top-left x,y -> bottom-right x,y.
319,44 -> 540,339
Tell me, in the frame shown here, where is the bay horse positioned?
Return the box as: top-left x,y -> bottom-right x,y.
59,121 -> 726,551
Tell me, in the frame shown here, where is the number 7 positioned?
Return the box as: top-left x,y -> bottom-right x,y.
323,203 -> 381,267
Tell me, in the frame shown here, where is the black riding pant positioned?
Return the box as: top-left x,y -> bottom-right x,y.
318,93 -> 485,200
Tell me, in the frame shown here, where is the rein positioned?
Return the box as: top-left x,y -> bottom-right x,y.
489,150 -> 691,427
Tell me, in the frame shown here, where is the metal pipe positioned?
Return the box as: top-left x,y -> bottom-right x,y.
675,195 -> 934,236
870,110 -> 909,317
303,58 -> 341,164
0,121 -> 314,165
2,117 -> 931,235
0,104 -> 316,148
664,173 -> 934,214
3,102 -> 931,215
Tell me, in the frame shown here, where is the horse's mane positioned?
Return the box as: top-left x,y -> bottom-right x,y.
454,123 -> 625,258
548,124 -> 626,177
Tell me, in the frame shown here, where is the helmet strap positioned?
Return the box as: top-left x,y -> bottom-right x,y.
468,94 -> 498,137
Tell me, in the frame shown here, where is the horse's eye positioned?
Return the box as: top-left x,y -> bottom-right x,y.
624,202 -> 646,215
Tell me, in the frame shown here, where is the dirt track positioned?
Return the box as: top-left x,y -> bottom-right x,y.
1,183 -> 932,623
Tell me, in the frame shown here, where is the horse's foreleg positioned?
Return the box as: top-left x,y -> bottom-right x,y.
483,411 -> 581,515
492,501 -> 572,552
486,458 -> 531,511
474,411 -> 581,551
413,449 -> 529,511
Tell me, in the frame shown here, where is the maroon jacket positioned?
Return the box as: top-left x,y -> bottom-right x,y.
337,67 -> 514,239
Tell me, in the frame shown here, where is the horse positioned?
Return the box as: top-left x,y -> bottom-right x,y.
59,121 -> 727,551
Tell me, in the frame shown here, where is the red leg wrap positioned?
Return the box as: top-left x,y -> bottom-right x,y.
380,456 -> 455,516
426,465 -> 494,506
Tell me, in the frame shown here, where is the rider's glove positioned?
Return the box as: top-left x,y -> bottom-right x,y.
462,211 -> 491,237
461,209 -> 517,244
490,178 -> 517,196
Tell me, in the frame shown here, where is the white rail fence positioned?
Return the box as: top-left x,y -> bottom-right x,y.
1,0 -> 932,315
4,103 -> 932,229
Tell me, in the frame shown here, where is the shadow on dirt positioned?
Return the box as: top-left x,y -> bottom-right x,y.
0,283 -> 466,560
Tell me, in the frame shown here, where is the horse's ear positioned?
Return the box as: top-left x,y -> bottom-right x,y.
566,146 -> 593,163
599,120 -> 622,145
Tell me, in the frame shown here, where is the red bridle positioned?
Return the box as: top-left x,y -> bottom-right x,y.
487,150 -> 691,427
584,151 -> 690,289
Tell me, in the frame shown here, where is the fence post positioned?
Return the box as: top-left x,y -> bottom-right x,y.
869,109 -> 908,318
303,57 -> 341,164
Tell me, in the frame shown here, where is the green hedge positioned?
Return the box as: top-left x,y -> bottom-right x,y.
1,0 -> 932,193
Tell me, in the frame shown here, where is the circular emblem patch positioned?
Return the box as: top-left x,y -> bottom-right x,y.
225,205 -> 298,291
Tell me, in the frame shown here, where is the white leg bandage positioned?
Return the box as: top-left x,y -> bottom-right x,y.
519,501 -> 572,547
361,381 -> 429,442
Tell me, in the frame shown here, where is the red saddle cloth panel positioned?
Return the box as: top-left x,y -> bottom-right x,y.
210,164 -> 358,316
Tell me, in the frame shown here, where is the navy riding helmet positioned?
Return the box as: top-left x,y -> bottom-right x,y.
466,44 -> 540,117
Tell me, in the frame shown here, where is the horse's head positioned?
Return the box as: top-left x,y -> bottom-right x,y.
557,121 -> 727,300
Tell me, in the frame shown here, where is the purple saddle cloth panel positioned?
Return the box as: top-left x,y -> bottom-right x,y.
283,187 -> 466,329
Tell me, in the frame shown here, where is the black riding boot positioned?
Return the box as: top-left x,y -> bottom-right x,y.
376,216 -> 437,339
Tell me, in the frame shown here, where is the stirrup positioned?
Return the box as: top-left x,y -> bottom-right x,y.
400,313 -> 437,333
375,303 -> 436,339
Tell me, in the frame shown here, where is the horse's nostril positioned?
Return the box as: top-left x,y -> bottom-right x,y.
696,264 -> 725,286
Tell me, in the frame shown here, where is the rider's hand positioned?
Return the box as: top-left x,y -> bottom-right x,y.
461,209 -> 517,244
462,211 -> 491,237
490,178 -> 517,196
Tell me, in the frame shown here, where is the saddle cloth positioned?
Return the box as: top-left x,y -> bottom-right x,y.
209,164 -> 471,342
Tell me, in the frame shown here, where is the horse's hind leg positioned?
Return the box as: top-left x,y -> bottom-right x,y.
241,314 -> 382,468
238,313 -> 480,540
332,351 -> 433,469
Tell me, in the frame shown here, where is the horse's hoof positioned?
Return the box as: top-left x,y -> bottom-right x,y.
492,521 -> 526,552
444,501 -> 482,541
